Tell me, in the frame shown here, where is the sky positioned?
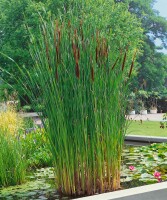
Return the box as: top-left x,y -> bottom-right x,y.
154,0 -> 167,18
153,0 -> 167,54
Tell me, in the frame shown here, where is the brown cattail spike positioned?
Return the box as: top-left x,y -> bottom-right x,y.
77,49 -> 80,60
54,26 -> 57,45
105,48 -> 108,57
74,29 -> 77,38
128,61 -> 134,78
129,49 -> 137,78
122,51 -> 127,71
72,42 -> 77,61
58,29 -> 61,44
43,28 -> 51,69
72,41 -> 75,51
96,47 -> 98,63
80,20 -> 83,27
56,45 -> 59,62
112,57 -> 119,70
75,63 -> 80,79
91,66 -> 94,82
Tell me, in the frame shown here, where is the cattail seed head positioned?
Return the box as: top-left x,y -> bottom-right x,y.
96,47 -> 98,63
129,49 -> 137,77
75,63 -> 80,78
122,51 -> 127,71
68,20 -> 71,28
58,30 -> 61,44
112,57 -> 119,70
129,61 -> 134,78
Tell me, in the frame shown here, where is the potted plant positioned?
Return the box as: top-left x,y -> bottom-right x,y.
150,105 -> 157,114
137,90 -> 148,115
139,100 -> 147,115
149,91 -> 160,114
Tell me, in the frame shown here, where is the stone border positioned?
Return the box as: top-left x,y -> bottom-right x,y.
19,112 -> 41,118
75,182 -> 167,200
125,135 -> 167,146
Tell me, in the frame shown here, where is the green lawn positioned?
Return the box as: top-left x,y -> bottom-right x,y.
127,121 -> 167,137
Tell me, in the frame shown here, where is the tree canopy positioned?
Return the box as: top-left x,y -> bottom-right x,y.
0,0 -> 143,103
115,0 -> 167,95
0,0 -> 167,104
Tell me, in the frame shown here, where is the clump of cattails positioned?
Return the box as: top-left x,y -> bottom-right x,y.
27,19 -> 138,197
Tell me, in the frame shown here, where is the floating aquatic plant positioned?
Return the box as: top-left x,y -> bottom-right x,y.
122,144 -> 167,185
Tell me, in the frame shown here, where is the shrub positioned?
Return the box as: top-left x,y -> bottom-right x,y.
160,113 -> 167,129
23,117 -> 34,129
21,105 -> 32,112
0,131 -> 27,187
21,129 -> 52,168
0,106 -> 24,136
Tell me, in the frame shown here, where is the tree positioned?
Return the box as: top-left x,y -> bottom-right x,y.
0,0 -> 143,104
0,0 -> 46,102
115,0 -> 167,95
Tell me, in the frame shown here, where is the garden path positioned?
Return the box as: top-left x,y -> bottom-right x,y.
127,113 -> 165,121
20,112 -> 166,124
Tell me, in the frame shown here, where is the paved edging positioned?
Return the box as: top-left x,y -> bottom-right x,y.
125,135 -> 167,145
19,112 -> 41,118
21,112 -> 165,121
127,113 -> 165,121
75,182 -> 167,200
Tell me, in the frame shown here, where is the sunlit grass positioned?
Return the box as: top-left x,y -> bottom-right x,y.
127,121 -> 167,137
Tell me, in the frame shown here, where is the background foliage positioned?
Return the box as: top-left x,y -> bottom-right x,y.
115,0 -> 167,95
0,0 -> 144,105
0,1 -> 166,108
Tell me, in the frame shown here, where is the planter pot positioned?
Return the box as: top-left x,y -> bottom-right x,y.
140,110 -> 147,115
129,110 -> 135,115
150,109 -> 157,114
75,182 -> 167,200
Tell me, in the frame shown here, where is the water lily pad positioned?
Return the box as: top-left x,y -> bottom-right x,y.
140,173 -> 153,179
121,176 -> 133,182
38,195 -> 48,199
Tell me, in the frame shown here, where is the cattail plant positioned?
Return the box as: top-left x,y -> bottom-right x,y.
4,18 -> 137,196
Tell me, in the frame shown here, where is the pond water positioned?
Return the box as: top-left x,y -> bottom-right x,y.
1,143 -> 167,199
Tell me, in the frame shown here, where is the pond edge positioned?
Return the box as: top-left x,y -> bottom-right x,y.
75,182 -> 167,200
